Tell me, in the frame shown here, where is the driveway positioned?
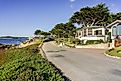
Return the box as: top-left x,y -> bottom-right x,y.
42,42 -> 121,81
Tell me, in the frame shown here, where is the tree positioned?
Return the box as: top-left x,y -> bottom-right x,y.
70,3 -> 110,27
50,23 -> 66,38
106,12 -> 121,24
34,30 -> 42,35
115,12 -> 121,20
34,29 -> 51,36
65,22 -> 76,37
50,23 -> 76,38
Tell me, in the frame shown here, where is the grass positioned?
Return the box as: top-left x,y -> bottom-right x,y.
106,47 -> 121,57
0,43 -> 64,81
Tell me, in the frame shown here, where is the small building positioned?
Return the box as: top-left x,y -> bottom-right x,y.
106,20 -> 121,48
76,26 -> 107,44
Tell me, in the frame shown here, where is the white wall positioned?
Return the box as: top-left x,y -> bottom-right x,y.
78,36 -> 105,41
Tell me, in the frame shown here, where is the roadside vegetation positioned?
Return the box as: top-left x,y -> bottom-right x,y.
106,47 -> 121,57
0,42 -> 64,80
86,40 -> 104,45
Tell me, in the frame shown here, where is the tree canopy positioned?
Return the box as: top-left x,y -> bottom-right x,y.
34,29 -> 51,36
34,30 -> 42,35
70,3 -> 112,27
50,23 -> 76,38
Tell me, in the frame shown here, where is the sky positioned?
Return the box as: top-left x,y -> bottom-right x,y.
0,0 -> 121,37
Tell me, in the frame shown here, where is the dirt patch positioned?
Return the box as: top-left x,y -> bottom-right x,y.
0,48 -> 5,65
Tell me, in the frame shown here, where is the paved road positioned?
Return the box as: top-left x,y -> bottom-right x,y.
42,42 -> 121,81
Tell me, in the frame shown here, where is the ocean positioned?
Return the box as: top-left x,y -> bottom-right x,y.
0,37 -> 28,45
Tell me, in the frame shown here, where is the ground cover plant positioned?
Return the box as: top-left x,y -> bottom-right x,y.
106,47 -> 121,57
0,44 -> 64,81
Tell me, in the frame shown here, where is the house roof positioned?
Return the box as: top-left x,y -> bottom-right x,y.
106,20 -> 121,28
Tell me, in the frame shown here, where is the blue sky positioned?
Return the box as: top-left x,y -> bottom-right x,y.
0,0 -> 121,36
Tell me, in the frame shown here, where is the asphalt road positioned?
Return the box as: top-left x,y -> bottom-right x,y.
42,42 -> 121,81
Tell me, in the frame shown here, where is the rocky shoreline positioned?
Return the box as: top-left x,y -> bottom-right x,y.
0,45 -> 12,50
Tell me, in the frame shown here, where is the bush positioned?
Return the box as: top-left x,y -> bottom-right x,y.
86,40 -> 104,45
71,39 -> 82,45
55,38 -> 82,45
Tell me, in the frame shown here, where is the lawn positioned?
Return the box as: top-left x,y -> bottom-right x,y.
0,43 -> 64,81
106,47 -> 121,57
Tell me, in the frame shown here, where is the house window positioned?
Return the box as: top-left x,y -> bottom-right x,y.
117,24 -> 121,35
112,26 -> 117,36
79,32 -> 81,36
98,30 -> 102,35
112,24 -> 121,36
88,28 -> 92,35
94,30 -> 102,35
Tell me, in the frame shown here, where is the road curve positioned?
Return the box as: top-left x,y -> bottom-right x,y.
42,42 -> 121,81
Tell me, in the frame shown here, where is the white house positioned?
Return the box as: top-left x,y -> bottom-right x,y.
76,26 -> 107,44
106,20 -> 121,47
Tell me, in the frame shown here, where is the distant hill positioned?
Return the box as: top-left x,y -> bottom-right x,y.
0,36 -> 28,39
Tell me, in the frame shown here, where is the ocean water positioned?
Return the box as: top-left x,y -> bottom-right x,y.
0,37 -> 28,45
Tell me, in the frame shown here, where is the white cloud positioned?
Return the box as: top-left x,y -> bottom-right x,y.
69,0 -> 76,2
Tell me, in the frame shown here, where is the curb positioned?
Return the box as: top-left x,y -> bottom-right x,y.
38,43 -> 47,59
104,53 -> 121,59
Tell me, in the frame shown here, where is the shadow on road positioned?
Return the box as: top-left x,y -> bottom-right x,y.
47,50 -> 60,52
111,69 -> 121,77
51,55 -> 65,58
47,49 -> 66,53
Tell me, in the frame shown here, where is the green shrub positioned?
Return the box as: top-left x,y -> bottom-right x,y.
71,39 -> 82,45
86,40 -> 104,45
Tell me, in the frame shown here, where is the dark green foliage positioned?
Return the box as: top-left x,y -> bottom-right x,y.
86,40 -> 104,45
50,23 -> 76,38
43,38 -> 54,42
71,38 -> 82,45
108,48 -> 114,52
70,3 -> 110,26
0,44 -> 64,81
34,30 -> 42,35
107,32 -> 112,43
34,29 -> 51,36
